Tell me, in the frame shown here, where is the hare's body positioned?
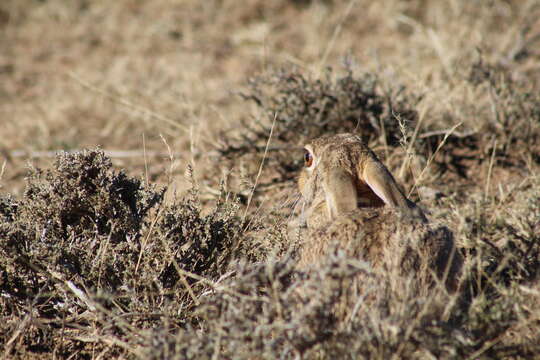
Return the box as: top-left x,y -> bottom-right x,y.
293,133 -> 461,289
295,208 -> 461,289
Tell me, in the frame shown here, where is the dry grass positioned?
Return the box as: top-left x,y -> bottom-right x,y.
1,0 -> 540,358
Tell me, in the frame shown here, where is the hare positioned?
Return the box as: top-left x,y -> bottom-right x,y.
291,133 -> 461,289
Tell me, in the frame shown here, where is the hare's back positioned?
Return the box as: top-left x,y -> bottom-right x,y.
297,208 -> 461,288
297,208 -> 396,268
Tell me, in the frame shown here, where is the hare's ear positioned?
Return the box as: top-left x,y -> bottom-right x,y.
363,160 -> 428,222
362,160 -> 409,208
322,168 -> 358,219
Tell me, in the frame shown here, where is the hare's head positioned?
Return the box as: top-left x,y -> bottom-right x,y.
298,133 -> 423,226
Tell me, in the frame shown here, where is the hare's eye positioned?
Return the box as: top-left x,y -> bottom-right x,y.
304,150 -> 313,167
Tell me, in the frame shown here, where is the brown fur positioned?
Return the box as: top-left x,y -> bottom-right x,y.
298,133 -> 426,222
293,133 -> 461,290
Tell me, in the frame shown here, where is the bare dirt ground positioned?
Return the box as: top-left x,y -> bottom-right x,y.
1,1 -> 540,359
